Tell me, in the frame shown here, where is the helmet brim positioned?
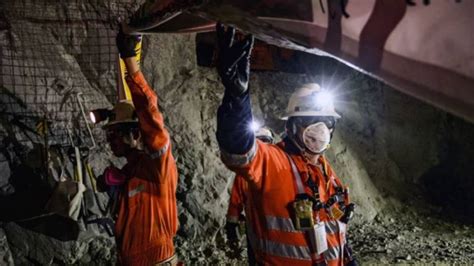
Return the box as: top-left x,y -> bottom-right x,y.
281,110 -> 342,120
102,120 -> 139,129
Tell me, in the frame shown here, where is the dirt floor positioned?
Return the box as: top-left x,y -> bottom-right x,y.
176,205 -> 474,265
351,210 -> 474,265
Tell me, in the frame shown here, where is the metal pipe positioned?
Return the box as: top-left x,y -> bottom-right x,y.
76,92 -> 96,149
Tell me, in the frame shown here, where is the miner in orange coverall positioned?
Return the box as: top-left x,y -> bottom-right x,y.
216,23 -> 357,266
225,127 -> 274,265
96,28 -> 179,266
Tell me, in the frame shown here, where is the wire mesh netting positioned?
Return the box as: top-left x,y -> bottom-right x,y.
0,0 -> 142,149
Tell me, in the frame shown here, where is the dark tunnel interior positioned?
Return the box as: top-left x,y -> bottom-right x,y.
0,0 -> 473,264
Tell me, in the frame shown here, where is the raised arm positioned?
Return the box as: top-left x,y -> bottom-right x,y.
117,29 -> 169,157
215,23 -> 256,166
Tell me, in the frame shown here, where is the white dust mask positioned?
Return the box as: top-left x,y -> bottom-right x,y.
302,122 -> 331,154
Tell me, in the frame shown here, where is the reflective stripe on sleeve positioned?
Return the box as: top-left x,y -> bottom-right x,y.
220,140 -> 257,166
149,141 -> 169,159
266,216 -> 298,233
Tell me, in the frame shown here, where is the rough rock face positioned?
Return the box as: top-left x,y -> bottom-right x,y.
0,227 -> 14,266
0,0 -> 473,264
3,222 -> 115,265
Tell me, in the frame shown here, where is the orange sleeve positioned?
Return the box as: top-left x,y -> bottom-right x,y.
126,71 -> 176,184
126,71 -> 169,154
227,175 -> 246,222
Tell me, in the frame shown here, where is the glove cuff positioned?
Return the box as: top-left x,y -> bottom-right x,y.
119,51 -> 137,59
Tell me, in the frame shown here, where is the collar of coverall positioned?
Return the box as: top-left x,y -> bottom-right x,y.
280,138 -> 325,184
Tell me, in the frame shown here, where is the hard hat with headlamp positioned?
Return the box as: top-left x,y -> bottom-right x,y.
104,100 -> 138,129
282,83 -> 341,120
255,126 -> 274,144
90,108 -> 112,124
283,83 -> 341,154
89,100 -> 138,128
103,100 -> 142,151
248,120 -> 274,144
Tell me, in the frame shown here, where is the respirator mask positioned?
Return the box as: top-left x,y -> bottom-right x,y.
302,122 -> 331,154
289,116 -> 335,154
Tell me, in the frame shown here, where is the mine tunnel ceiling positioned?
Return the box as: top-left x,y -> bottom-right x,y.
123,0 -> 474,122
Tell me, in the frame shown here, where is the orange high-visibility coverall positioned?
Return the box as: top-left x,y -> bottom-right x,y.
115,71 -> 178,265
227,175 -> 248,223
222,140 -> 348,266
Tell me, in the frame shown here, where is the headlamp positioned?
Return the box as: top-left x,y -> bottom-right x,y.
313,90 -> 333,110
297,90 -> 334,112
249,120 -> 261,133
89,108 -> 112,124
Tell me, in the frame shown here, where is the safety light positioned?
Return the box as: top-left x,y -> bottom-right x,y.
89,108 -> 112,124
313,90 -> 334,110
249,120 -> 261,133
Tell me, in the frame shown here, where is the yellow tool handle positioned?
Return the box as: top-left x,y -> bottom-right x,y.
74,147 -> 83,184
86,163 -> 98,192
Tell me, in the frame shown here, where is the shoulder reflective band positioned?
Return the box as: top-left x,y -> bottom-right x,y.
149,141 -> 169,159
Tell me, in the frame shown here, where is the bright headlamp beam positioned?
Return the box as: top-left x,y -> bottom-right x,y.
314,91 -> 333,109
90,112 -> 97,124
89,108 -> 112,124
249,120 -> 261,133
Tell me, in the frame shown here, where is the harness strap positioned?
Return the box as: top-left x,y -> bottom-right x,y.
287,154 -> 306,194
286,154 -> 324,262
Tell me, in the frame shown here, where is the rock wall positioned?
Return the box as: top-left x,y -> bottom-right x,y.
0,0 -> 473,264
0,1 -> 132,264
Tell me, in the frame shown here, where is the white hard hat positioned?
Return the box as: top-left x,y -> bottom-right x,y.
255,127 -> 274,143
281,83 -> 341,120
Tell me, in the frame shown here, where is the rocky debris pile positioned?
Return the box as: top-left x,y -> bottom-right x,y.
175,206 -> 474,265
175,235 -> 233,265
351,208 -> 474,264
2,221 -> 115,265
175,222 -> 252,265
